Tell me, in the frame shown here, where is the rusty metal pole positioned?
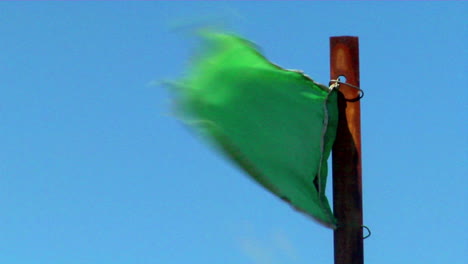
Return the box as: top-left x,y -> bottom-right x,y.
330,37 -> 363,264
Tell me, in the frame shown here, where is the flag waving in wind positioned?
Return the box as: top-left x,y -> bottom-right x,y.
168,30 -> 338,228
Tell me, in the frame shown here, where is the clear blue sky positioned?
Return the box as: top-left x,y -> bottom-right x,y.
1,2 -> 466,264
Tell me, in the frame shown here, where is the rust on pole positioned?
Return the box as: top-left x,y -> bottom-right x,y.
330,37 -> 364,264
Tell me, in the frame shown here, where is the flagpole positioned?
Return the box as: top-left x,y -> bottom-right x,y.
330,37 -> 364,264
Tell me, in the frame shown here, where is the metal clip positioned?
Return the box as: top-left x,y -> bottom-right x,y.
329,78 -> 364,102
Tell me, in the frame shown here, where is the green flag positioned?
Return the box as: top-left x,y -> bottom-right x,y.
169,31 -> 338,228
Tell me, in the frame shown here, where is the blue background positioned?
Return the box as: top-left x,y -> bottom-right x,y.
1,2 -> 466,264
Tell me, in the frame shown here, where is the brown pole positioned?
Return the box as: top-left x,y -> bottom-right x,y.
330,36 -> 364,264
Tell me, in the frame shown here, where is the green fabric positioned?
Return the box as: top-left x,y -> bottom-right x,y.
170,31 -> 338,228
